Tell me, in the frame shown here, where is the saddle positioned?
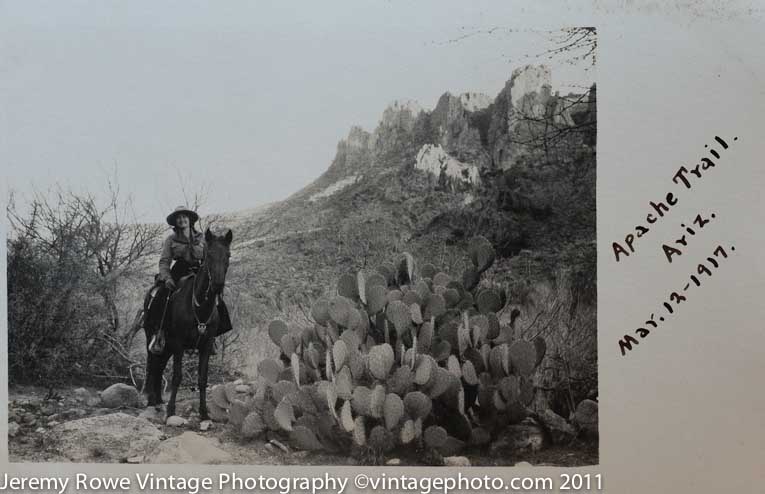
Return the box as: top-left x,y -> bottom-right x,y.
147,274 -> 196,355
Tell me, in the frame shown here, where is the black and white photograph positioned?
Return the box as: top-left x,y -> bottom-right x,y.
5,4 -> 597,465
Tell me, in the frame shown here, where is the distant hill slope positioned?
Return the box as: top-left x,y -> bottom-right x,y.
222,64 -> 595,298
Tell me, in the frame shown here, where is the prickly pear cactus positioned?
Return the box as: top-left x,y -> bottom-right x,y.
219,239 -> 549,464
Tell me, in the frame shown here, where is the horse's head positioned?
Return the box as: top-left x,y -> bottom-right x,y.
204,227 -> 233,294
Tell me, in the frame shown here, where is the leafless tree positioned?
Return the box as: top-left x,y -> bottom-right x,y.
7,180 -> 163,383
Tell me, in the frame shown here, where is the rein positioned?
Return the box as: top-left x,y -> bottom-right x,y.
191,261 -> 216,335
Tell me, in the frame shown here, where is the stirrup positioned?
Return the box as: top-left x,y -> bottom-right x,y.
149,333 -> 165,355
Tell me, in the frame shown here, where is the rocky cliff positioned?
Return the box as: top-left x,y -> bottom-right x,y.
224,63 -> 595,309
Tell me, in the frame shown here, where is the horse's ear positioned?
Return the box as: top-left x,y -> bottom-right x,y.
224,229 -> 233,246
205,227 -> 214,243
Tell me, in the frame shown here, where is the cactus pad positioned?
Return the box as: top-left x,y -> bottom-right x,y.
431,340 -> 452,362
508,340 -> 537,376
370,384 -> 386,419
383,393 -> 405,430
425,366 -> 453,399
403,391 -> 432,419
340,400 -> 355,432
386,289 -> 403,304
432,272 -> 451,287
341,329 -> 361,351
400,419 -> 416,444
335,366 -> 353,400
421,263 -> 437,279
241,412 -> 266,439
486,313 -> 501,340
499,375 -> 520,404
369,425 -> 395,453
443,288 -> 461,308
387,365 -> 413,395
290,353 -> 301,388
348,348 -> 365,380
424,425 -> 448,449
280,333 -> 297,356
387,300 -> 412,335
330,296 -> 354,327
274,397 -> 296,431
338,273 -> 359,300
476,288 -> 502,314
462,268 -> 480,291
366,285 -> 387,314
377,262 -> 396,286
368,343 -> 395,380
438,436 -> 466,456
351,385 -> 372,416
489,344 -> 507,378
469,236 -> 495,272
397,252 -> 416,286
462,360 -> 479,386
272,380 -> 298,405
414,280 -> 431,300
257,359 -> 282,383
402,290 -> 422,307
447,355 -> 462,378
410,303 -> 423,325
457,324 -> 471,356
311,298 -> 331,326
289,426 -> 324,451
268,320 -> 289,347
357,271 -> 367,305
353,416 -> 366,446
424,293 -> 447,320
417,321 -> 434,353
332,340 -> 348,370
519,375 -> 534,407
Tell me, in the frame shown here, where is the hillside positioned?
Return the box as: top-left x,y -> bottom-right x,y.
217,65 -> 596,416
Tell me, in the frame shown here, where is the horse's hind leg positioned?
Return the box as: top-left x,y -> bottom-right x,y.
166,351 -> 183,418
198,343 -> 212,421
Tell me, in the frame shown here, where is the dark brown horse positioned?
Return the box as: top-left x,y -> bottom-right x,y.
144,227 -> 232,419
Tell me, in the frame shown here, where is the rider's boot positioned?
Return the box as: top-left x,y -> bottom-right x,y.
145,285 -> 168,355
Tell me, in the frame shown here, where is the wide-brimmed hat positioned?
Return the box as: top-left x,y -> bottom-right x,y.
166,206 -> 199,226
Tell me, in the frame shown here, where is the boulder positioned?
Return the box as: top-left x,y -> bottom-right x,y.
166,416 -> 188,427
536,409 -> 576,444
573,399 -> 598,438
50,413 -> 163,462
490,424 -> 547,456
73,387 -> 92,403
444,456 -> 471,467
145,432 -> 233,464
100,384 -> 141,409
8,422 -> 20,438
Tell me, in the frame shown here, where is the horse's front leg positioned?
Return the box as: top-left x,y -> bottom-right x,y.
198,341 -> 212,421
166,351 -> 183,418
145,351 -> 157,405
146,351 -> 168,406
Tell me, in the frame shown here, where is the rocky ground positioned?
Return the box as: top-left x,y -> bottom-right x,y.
8,384 -> 597,466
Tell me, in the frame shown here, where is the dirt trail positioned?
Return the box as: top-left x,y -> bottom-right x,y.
8,385 -> 597,465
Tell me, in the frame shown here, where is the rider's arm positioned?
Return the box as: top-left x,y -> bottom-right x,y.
158,236 -> 174,281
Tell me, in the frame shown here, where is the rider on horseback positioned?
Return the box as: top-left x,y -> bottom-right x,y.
142,206 -> 233,354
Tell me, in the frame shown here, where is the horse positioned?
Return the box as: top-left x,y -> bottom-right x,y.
144,227 -> 233,420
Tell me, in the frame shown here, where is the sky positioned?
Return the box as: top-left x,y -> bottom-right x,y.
2,1 -> 595,222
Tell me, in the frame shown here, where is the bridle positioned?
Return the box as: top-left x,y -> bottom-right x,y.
191,258 -> 217,335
